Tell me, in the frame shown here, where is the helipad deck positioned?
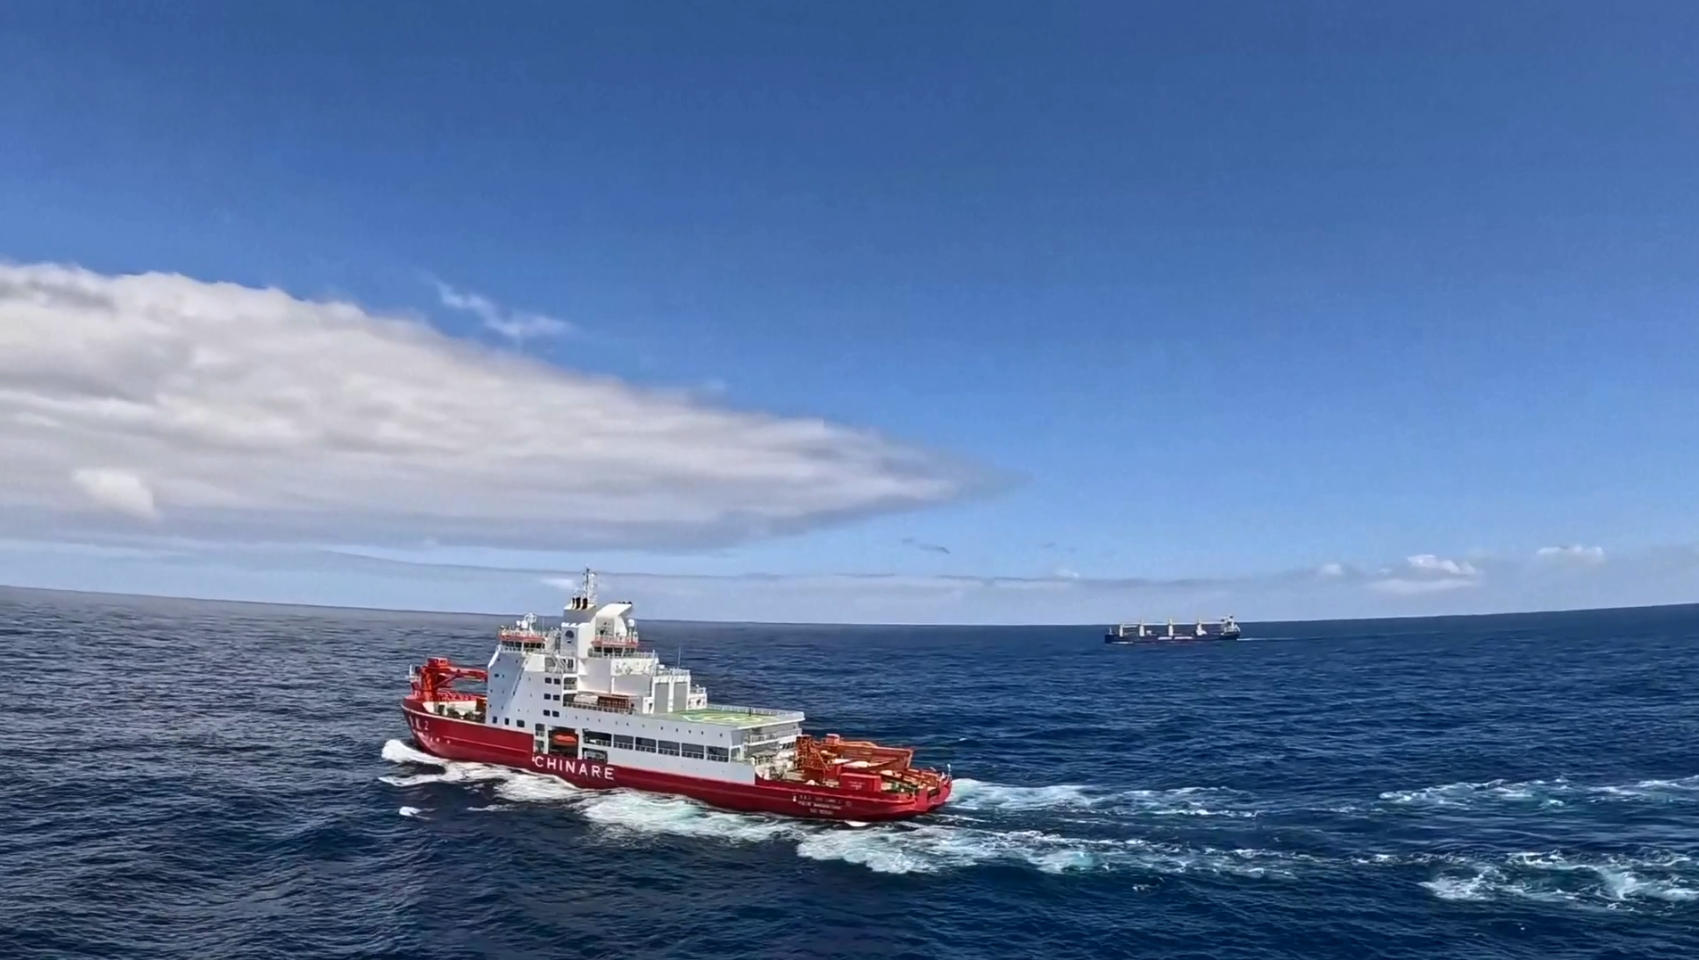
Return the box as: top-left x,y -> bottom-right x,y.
661,705 -> 804,727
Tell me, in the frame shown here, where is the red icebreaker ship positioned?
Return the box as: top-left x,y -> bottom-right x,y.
401,570 -> 952,821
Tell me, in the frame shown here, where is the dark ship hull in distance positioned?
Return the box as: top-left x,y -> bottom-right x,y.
1105,617 -> 1241,644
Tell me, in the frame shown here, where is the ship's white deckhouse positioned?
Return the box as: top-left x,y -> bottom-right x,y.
480,570 -> 805,784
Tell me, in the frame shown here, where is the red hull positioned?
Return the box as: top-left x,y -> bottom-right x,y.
401,702 -> 951,821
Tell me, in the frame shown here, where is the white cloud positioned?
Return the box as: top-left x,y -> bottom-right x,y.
0,262 -> 983,549
4,536 -> 1688,624
1367,553 -> 1480,597
69,468 -> 159,520
435,281 -> 573,343
1403,553 -> 1480,578
1535,544 -> 1605,564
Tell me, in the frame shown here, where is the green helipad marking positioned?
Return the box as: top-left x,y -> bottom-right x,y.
666,706 -> 767,723
664,707 -> 770,726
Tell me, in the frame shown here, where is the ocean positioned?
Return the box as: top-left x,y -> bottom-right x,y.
2,586 -> 1696,959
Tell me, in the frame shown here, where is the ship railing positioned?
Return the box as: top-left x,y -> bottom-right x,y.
587,646 -> 654,659
592,634 -> 641,648
742,720 -> 802,740
564,700 -> 638,716
705,703 -> 797,718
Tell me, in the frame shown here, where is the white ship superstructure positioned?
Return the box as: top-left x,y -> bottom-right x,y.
476,570 -> 804,784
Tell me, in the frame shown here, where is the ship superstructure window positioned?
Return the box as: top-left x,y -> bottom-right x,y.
706,747 -> 729,762
634,737 -> 656,753
582,730 -> 612,746
613,735 -> 634,750
657,740 -> 680,756
681,743 -> 705,759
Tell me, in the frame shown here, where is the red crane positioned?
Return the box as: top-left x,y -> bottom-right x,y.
409,656 -> 488,704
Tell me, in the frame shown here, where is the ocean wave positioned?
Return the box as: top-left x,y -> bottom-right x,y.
378,741 -> 1287,876
378,741 -> 1699,899
949,778 -> 1259,818
794,826 -> 1298,877
1380,774 -> 1699,810
576,790 -> 801,845
1420,851 -> 1699,908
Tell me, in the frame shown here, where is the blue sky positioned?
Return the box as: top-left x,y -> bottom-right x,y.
2,2 -> 1697,622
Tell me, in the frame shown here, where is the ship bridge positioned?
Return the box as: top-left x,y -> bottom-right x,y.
466,569 -> 805,783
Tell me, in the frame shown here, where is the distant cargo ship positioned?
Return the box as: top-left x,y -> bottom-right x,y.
1104,616 -> 1241,644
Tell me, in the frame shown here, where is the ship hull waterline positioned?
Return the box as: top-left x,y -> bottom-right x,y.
402,703 -> 950,822
1104,634 -> 1240,644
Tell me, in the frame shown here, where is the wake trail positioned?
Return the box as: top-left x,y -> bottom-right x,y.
377,740 -> 1699,906
377,740 -> 1273,875
1379,774 -> 1699,810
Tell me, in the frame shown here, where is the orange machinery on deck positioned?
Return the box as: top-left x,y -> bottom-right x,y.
791,732 -> 949,796
411,656 -> 487,705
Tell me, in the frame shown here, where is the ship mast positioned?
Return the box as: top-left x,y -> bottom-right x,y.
567,567 -> 599,612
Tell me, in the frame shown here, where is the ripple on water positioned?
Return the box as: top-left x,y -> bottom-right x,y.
3,588 -> 1699,959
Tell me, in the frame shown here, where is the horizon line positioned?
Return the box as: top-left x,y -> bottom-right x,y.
3,581 -> 1696,629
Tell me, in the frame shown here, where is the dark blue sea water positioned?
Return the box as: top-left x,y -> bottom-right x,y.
3,587 -> 1698,959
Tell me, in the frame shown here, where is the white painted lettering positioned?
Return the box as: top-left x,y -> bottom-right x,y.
530,753 -> 616,782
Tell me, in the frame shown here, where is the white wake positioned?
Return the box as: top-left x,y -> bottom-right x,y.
378,739 -> 1699,902
1380,773 -> 1699,810
376,740 -> 1278,876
